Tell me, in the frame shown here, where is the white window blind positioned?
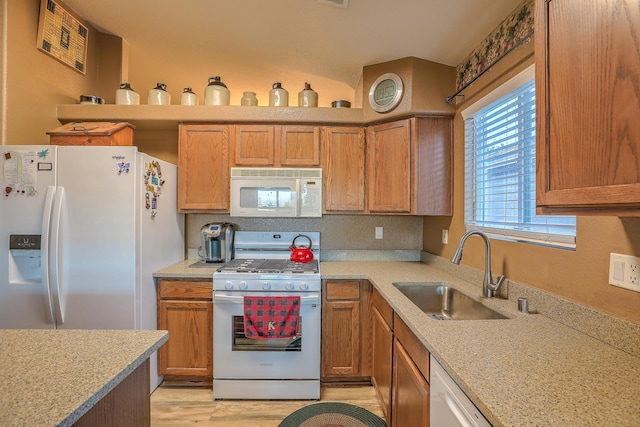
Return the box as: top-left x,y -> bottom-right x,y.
463,78 -> 576,248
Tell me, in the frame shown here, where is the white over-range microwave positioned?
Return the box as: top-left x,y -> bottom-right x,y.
230,167 -> 323,217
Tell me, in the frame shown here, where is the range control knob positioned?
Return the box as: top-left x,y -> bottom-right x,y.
285,282 -> 294,291
239,281 -> 248,290
262,281 -> 271,290
299,282 -> 309,291
225,281 -> 234,290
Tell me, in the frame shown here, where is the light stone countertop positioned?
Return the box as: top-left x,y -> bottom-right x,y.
154,257 -> 640,426
0,329 -> 168,427
154,259 -> 220,279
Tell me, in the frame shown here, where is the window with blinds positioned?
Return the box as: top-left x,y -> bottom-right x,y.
463,78 -> 576,248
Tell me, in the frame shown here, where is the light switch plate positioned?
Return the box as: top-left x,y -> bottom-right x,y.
609,253 -> 640,293
375,227 -> 383,240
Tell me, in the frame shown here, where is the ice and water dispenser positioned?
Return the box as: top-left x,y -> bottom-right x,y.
8,234 -> 42,284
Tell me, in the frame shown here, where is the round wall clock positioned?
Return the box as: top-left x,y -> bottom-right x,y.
368,73 -> 404,113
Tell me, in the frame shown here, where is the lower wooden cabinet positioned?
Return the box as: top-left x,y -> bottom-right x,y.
370,290 -> 431,426
391,313 -> 430,427
321,280 -> 372,384
157,278 -> 213,385
371,288 -> 394,424
392,339 -> 430,427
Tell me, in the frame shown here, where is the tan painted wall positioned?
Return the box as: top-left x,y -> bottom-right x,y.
361,56 -> 455,122
423,40 -> 640,323
0,0 -> 118,145
7,2 -> 639,323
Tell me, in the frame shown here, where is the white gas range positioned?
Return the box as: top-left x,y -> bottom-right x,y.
212,231 -> 321,400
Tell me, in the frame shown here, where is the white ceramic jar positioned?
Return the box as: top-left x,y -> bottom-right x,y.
298,82 -> 318,107
269,82 -> 289,107
241,91 -> 258,106
181,87 -> 198,105
148,83 -> 171,105
204,76 -> 230,106
115,83 -> 140,105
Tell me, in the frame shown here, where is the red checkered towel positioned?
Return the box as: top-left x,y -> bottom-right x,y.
243,296 -> 301,339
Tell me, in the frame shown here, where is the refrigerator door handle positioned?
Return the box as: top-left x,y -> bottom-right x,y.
40,186 -> 56,324
50,186 -> 66,325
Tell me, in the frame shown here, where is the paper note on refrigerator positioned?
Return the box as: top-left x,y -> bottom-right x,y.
3,152 -> 37,195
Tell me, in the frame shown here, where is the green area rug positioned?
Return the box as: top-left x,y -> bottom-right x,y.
278,402 -> 388,427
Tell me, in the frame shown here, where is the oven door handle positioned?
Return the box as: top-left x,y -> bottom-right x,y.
213,294 -> 320,304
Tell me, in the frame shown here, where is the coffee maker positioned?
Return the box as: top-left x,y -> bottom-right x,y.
199,223 -> 235,263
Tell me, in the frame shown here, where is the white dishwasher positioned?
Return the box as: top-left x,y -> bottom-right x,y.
430,355 -> 492,427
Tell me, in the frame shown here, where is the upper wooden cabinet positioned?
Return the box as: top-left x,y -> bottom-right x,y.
233,125 -> 276,166
366,117 -> 452,215
367,120 -> 411,213
322,126 -> 366,213
535,0 -> 640,215
233,125 -> 321,167
178,124 -> 230,212
177,118 -> 451,214
280,126 -> 321,167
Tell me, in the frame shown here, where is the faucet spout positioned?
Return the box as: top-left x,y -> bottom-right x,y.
450,230 -> 505,298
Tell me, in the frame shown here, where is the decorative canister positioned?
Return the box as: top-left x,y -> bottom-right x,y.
115,83 -> 140,105
148,83 -> 171,105
79,95 -> 105,105
204,76 -> 230,106
181,87 -> 198,105
241,91 -> 258,106
331,100 -> 351,108
269,82 -> 289,107
298,82 -> 318,107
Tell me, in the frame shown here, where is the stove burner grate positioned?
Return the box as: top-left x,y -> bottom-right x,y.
217,258 -> 319,274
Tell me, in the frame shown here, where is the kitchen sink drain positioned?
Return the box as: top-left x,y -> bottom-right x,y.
427,313 -> 450,321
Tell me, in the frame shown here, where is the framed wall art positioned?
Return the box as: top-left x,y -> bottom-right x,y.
36,0 -> 88,74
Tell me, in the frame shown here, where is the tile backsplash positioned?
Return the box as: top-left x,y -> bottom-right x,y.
186,214 -> 423,257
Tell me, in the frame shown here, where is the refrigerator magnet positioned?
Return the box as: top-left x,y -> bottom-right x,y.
117,162 -> 130,175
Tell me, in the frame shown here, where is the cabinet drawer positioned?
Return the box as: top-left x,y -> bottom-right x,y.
394,313 -> 429,381
372,287 -> 393,328
158,280 -> 213,300
325,281 -> 360,300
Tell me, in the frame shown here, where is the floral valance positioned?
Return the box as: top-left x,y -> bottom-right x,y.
456,0 -> 534,90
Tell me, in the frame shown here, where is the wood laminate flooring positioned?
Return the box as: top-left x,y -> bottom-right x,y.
151,385 -> 384,427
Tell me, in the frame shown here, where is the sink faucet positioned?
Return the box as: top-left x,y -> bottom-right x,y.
450,230 -> 505,298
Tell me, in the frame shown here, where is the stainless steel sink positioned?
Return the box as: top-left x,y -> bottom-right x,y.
393,282 -> 508,320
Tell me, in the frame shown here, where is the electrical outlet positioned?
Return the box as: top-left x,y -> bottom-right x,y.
609,253 -> 640,293
442,229 -> 448,244
375,227 -> 383,240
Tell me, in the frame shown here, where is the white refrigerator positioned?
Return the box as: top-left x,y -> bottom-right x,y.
0,145 -> 184,389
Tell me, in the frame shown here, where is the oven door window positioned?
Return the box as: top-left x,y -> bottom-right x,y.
232,316 -> 302,351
